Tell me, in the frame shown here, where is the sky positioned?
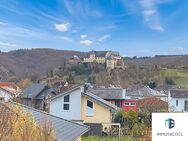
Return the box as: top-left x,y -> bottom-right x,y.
0,0 -> 188,56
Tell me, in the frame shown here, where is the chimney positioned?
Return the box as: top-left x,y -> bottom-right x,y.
122,89 -> 126,99
82,82 -> 90,93
84,84 -> 88,93
80,86 -> 84,93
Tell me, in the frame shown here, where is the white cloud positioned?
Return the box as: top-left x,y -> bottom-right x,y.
63,0 -> 102,18
98,34 -> 111,42
59,36 -> 73,42
151,24 -> 164,32
143,10 -> 156,19
0,22 -> 6,25
54,23 -> 70,32
80,40 -> 93,46
80,34 -> 87,39
140,0 -> 164,32
122,0 -> 168,32
0,41 -> 16,47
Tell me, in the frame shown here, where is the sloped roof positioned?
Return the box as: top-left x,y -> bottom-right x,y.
170,89 -> 188,98
126,86 -> 167,97
137,97 -> 168,110
154,85 -> 184,95
83,92 -> 118,112
0,82 -> 20,94
20,83 -> 56,99
0,82 -> 17,89
36,88 -> 55,99
88,88 -> 123,100
87,51 -> 107,58
49,86 -> 81,101
110,51 -> 120,56
0,87 -> 14,95
13,102 -> 89,141
95,51 -> 108,57
49,86 -> 118,112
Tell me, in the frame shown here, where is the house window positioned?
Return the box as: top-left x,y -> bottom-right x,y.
63,104 -> 69,110
64,95 -> 70,102
63,95 -> 70,111
184,101 -> 188,111
176,100 -> 178,107
185,100 -> 188,106
86,100 -> 93,116
124,102 -> 136,106
124,102 -> 130,106
130,102 -> 136,106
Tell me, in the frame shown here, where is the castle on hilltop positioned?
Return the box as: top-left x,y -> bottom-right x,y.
83,50 -> 124,69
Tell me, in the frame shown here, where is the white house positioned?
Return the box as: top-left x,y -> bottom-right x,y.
49,86 -> 117,124
168,89 -> 188,112
49,86 -> 82,120
0,87 -> 14,102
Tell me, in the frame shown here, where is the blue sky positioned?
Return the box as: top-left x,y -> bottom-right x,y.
0,0 -> 187,56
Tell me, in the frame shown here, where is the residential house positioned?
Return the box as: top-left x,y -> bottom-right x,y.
0,82 -> 21,95
124,87 -> 168,112
126,86 -> 168,102
89,86 -> 168,112
0,82 -> 21,101
40,76 -> 69,92
88,87 -> 138,112
0,87 -> 15,102
88,87 -> 125,107
0,102 -> 89,141
154,85 -> 184,95
20,83 -> 56,111
168,89 -> 188,112
49,86 -> 117,124
122,99 -> 138,112
137,97 -> 168,113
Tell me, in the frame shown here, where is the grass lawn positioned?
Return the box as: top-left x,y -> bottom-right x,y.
162,68 -> 188,86
81,136 -> 140,141
175,69 -> 188,86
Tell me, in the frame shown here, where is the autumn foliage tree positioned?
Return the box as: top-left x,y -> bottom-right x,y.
0,103 -> 56,141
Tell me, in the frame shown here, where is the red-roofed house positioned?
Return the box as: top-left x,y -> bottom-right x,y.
137,97 -> 168,113
0,82 -> 21,94
0,82 -> 21,101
